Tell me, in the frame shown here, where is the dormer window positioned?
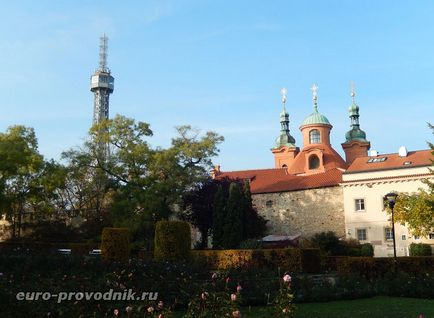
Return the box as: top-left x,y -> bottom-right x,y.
308,154 -> 320,169
309,129 -> 320,144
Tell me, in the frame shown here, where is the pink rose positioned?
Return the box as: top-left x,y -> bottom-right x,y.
113,309 -> 119,316
231,293 -> 237,301
283,274 -> 291,283
232,310 -> 241,318
236,284 -> 242,293
147,306 -> 154,313
201,292 -> 209,300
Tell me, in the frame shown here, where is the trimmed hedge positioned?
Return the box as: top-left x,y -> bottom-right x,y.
409,243 -> 432,256
326,256 -> 434,277
192,248 -> 321,272
154,220 -> 191,261
101,227 -> 130,262
0,242 -> 99,253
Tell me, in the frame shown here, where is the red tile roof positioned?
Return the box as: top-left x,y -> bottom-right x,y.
287,144 -> 348,174
216,168 -> 344,194
345,149 -> 433,174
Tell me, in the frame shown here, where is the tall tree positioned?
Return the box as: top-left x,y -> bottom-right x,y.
222,182 -> 244,248
242,180 -> 268,239
212,184 -> 226,249
0,126 -> 44,239
63,115 -> 223,244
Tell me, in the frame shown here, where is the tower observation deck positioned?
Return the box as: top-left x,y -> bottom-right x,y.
91,34 -> 114,125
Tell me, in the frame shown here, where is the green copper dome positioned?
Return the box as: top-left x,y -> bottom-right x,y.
345,99 -> 368,142
345,128 -> 367,142
348,102 -> 359,116
301,110 -> 330,126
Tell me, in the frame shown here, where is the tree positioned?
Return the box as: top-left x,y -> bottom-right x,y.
180,178 -> 217,249
63,115 -> 223,245
212,185 -> 226,249
242,180 -> 267,239
0,126 -> 44,239
392,190 -> 434,237
222,182 -> 244,248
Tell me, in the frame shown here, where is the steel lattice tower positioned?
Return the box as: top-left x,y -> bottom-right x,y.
91,34 -> 114,126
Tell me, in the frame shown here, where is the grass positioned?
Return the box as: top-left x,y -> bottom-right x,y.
175,296 -> 434,318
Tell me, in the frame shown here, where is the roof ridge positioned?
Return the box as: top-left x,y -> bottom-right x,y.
221,167 -> 286,173
354,148 -> 432,159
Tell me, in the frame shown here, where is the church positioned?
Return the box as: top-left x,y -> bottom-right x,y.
213,85 -> 433,257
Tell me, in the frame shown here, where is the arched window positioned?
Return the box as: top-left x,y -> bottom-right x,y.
282,164 -> 287,168
309,155 -> 320,170
309,129 -> 320,144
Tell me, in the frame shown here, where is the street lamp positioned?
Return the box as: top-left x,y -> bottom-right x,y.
384,192 -> 398,263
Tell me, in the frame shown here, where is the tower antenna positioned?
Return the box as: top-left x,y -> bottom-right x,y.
99,34 -> 108,72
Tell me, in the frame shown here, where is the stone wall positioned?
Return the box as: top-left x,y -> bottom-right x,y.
253,186 -> 345,238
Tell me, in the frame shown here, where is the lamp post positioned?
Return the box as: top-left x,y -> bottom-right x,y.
384,192 -> 398,264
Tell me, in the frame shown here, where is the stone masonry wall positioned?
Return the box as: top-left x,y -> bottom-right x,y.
252,186 -> 345,238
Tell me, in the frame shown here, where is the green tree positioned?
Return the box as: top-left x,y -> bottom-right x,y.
212,185 -> 226,249
0,126 -> 44,239
393,190 -> 434,237
64,115 -> 223,245
222,182 -> 244,248
242,180 -> 267,240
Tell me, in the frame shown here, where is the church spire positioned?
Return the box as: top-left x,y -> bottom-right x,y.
345,82 -> 367,142
311,84 -> 319,112
274,88 -> 296,148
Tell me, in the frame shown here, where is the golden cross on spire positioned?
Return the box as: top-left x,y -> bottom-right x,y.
310,84 -> 318,111
280,87 -> 288,106
350,81 -> 356,103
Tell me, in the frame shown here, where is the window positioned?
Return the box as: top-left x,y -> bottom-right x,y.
266,200 -> 273,208
367,157 -> 387,163
308,155 -> 320,170
429,233 -> 434,240
309,129 -> 320,144
414,235 -> 420,240
401,234 -> 406,240
354,199 -> 365,212
357,228 -> 367,241
282,164 -> 287,168
384,228 -> 393,241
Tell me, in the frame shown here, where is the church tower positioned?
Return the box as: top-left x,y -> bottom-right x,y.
271,88 -> 299,169
287,84 -> 347,175
341,83 -> 370,164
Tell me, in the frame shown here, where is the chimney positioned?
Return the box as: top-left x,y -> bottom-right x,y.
369,150 -> 378,157
398,146 -> 408,157
210,165 -> 221,179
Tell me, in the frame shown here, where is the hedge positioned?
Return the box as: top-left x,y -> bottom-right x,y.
154,220 -> 191,261
191,248 -> 321,272
326,256 -> 434,277
101,227 -> 130,262
409,243 -> 432,256
0,242 -> 99,253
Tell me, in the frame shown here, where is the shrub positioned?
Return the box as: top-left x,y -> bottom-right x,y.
154,220 -> 191,261
300,248 -> 321,273
409,243 -> 432,256
238,238 -> 262,249
360,243 -> 374,256
101,227 -> 130,262
310,231 -> 342,255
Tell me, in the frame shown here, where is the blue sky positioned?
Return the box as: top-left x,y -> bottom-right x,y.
0,1 -> 433,171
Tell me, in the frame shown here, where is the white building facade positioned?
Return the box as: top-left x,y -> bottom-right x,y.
342,149 -> 434,257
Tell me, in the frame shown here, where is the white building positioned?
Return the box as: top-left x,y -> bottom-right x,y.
342,148 -> 434,257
